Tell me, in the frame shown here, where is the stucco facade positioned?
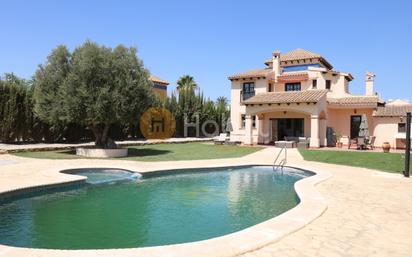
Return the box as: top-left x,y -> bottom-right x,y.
228,49 -> 412,149
149,75 -> 169,100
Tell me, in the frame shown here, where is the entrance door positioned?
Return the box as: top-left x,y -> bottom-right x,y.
350,115 -> 361,139
277,118 -> 304,140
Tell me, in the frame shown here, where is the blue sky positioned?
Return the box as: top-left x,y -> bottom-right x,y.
1,0 -> 411,101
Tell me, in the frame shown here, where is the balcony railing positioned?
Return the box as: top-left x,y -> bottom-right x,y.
241,91 -> 255,101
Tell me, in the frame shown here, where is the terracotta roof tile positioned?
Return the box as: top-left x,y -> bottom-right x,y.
243,89 -> 328,104
228,68 -> 272,80
276,73 -> 309,83
281,48 -> 322,62
149,75 -> 169,85
265,49 -> 322,63
264,48 -> 333,69
327,96 -> 381,107
374,105 -> 412,117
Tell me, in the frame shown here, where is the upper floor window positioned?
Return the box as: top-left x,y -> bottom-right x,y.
312,79 -> 317,89
268,83 -> 272,92
326,80 -> 331,90
285,83 -> 301,91
242,82 -> 255,100
283,63 -> 321,72
398,123 -> 406,133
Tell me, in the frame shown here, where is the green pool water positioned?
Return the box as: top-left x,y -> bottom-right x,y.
0,166 -> 311,249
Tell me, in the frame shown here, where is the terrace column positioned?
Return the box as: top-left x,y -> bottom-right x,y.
319,118 -> 327,147
257,114 -> 265,144
310,115 -> 320,148
244,115 -> 253,145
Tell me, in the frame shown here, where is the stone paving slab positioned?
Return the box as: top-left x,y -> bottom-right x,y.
0,159 -> 18,166
240,161 -> 412,257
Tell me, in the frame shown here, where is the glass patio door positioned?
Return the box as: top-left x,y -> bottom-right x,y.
270,119 -> 278,142
277,118 -> 304,140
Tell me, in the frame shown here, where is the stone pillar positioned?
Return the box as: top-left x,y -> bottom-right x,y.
310,115 -> 320,148
319,118 -> 327,147
244,115 -> 253,145
257,114 -> 265,144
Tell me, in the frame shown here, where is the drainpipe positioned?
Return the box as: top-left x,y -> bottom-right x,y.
403,112 -> 411,177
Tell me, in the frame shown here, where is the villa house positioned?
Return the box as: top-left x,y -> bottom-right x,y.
149,75 -> 169,100
228,48 -> 412,148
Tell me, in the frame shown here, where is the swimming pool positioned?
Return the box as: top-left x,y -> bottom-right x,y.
0,166 -> 312,249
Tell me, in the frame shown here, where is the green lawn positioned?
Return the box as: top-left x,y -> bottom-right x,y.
13,142 -> 263,162
299,149 -> 411,173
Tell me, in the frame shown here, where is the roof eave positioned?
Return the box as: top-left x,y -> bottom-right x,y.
228,75 -> 267,81
345,73 -> 354,81
153,82 -> 169,86
319,57 -> 333,70
243,101 -> 319,105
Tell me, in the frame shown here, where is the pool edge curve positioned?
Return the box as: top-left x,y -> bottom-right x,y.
0,164 -> 331,257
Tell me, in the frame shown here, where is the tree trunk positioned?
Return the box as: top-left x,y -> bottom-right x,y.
89,123 -> 116,149
101,122 -> 110,146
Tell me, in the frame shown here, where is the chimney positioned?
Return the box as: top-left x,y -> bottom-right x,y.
272,50 -> 281,82
365,71 -> 375,96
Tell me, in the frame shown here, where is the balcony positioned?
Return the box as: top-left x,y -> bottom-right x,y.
241,91 -> 255,101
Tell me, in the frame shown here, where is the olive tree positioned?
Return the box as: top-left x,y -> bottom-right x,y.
34,41 -> 156,148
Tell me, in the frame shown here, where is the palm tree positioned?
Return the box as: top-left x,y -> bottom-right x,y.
215,96 -> 230,133
176,75 -> 198,92
216,96 -> 228,110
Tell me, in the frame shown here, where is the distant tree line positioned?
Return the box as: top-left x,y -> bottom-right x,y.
0,73 -> 94,143
0,42 -> 230,145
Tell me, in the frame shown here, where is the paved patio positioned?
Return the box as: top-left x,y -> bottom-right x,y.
242,157 -> 412,257
0,146 -> 411,257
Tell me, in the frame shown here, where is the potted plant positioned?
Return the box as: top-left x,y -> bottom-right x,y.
382,142 -> 391,153
335,132 -> 343,148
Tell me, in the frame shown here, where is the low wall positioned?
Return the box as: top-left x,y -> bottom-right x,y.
0,138 -> 213,154
76,148 -> 128,158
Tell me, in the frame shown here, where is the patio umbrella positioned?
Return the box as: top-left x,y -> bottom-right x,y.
358,114 -> 369,139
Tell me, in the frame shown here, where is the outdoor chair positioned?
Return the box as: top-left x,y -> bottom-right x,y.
214,133 -> 228,145
365,136 -> 376,150
348,138 -> 357,149
297,137 -> 310,148
276,137 -> 295,148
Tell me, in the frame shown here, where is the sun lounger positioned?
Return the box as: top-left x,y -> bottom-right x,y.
214,133 -> 228,145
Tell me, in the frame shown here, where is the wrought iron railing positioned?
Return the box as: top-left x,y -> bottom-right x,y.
241,91 -> 255,101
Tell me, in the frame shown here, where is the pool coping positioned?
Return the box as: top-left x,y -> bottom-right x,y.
0,163 -> 331,257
